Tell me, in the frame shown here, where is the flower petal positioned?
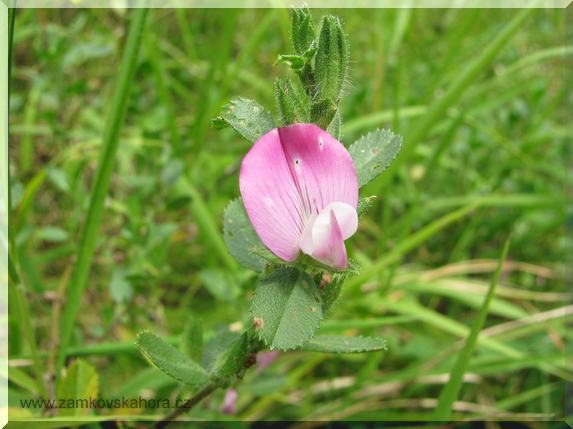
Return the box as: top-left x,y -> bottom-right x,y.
314,202 -> 358,240
309,209 -> 348,270
277,124 -> 358,214
240,124 -> 358,264
240,129 -> 304,262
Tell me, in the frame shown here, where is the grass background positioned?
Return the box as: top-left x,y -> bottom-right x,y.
7,6 -> 571,426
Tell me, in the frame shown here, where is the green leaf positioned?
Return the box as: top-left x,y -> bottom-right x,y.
348,129 -> 403,187
251,267 -> 323,351
198,268 -> 241,301
135,331 -> 210,386
180,318 -> 203,363
245,373 -> 288,396
274,77 -> 311,126
210,331 -> 249,388
273,54 -> 305,70
301,335 -> 387,353
291,5 -> 317,56
37,226 -> 69,243
160,159 -> 184,185
56,359 -> 99,416
327,109 -> 342,140
222,198 -> 266,272
315,15 -> 349,102
250,245 -> 293,267
9,366 -> 42,396
358,196 -> 376,219
432,237 -> 511,421
57,8 -> 149,378
318,273 -> 345,315
109,268 -> 133,305
211,97 -> 276,144
251,245 -> 359,277
201,330 -> 239,371
45,166 -> 70,193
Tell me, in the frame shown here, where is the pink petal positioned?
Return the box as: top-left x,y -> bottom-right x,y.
299,202 -> 358,260
277,125 -> 358,213
255,350 -> 279,373
309,209 -> 348,270
240,124 -> 358,263
314,202 -> 358,240
220,389 -> 238,415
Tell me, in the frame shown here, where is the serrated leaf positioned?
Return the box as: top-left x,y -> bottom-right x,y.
210,331 -> 249,388
349,129 -> 403,187
180,318 -> 203,363
223,198 -> 266,272
211,97 -> 276,144
57,359 -> 99,416
201,330 -> 239,371
136,331 -> 210,386
251,267 -> 323,351
301,335 -> 387,353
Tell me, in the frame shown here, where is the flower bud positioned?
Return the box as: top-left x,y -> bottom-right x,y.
292,5 -> 317,56
315,15 -> 349,103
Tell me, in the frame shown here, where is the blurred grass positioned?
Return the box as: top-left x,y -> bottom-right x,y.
7,6 -> 570,425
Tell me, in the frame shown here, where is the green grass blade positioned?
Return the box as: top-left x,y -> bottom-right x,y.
174,176 -> 238,271
431,236 -> 511,421
8,1 -> 16,86
12,283 -> 49,398
346,199 -> 483,291
56,7 -> 149,377
378,4 -> 539,186
7,0 -> 19,282
144,23 -> 182,152
145,14 -> 237,271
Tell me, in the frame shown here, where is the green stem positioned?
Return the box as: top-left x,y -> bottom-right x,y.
56,7 -> 148,379
154,383 -> 218,429
7,0 -> 19,283
432,236 -> 511,420
8,3 -> 16,81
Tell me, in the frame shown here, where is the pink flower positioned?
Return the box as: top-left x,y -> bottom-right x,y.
240,124 -> 358,270
255,350 -> 279,373
220,388 -> 238,414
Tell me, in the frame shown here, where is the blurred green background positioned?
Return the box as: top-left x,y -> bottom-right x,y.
7,6 -> 571,425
